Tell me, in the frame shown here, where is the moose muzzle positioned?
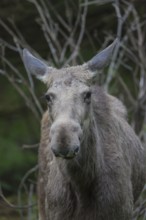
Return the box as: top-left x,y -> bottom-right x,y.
49,120 -> 82,159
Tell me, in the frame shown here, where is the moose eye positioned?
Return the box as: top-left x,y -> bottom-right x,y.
83,91 -> 92,104
45,93 -> 55,104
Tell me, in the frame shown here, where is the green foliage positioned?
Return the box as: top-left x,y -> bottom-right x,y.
0,137 -> 37,192
0,106 -> 38,191
0,137 -> 36,175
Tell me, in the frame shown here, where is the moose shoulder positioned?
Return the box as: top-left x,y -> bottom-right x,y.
23,39 -> 146,220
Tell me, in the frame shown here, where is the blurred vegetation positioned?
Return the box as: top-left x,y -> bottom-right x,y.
0,0 -> 146,219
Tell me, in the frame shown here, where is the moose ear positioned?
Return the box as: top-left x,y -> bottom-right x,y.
23,49 -> 52,81
87,38 -> 118,71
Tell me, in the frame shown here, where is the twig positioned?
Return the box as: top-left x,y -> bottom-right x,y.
64,0 -> 88,66
105,0 -> 132,90
60,3 -> 82,63
81,0 -> 114,6
22,143 -> 39,149
0,185 -> 37,210
0,38 -> 18,52
116,75 -> 136,106
45,0 -> 71,32
27,184 -> 34,220
28,0 -> 61,63
1,53 -> 43,116
18,165 -> 38,194
17,165 -> 38,217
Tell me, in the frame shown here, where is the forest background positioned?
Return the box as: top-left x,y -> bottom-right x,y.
0,0 -> 146,219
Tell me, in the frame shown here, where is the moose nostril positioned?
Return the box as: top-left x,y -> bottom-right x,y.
51,146 -> 69,157
74,146 -> 79,154
51,147 -> 60,157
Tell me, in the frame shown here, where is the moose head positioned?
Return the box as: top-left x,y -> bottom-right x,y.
23,39 -> 117,159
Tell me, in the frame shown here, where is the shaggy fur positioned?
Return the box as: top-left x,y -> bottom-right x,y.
22,45 -> 145,220
37,68 -> 146,220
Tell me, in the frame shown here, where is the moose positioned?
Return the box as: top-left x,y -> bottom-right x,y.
23,39 -> 146,220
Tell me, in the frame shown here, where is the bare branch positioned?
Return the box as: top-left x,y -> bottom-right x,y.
64,0 -> 88,66
22,143 -> 39,149
0,185 -> 37,210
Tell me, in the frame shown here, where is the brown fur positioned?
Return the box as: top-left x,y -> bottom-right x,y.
37,67 -> 146,220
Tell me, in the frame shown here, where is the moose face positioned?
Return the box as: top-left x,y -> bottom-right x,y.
44,72 -> 92,159
23,39 -> 117,159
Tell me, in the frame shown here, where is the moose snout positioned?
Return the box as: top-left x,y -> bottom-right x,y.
51,145 -> 79,159
50,120 -> 82,159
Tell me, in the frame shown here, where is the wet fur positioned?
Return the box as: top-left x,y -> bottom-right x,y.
38,85 -> 145,220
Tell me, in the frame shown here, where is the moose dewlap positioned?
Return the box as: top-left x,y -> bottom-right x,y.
23,39 -> 146,220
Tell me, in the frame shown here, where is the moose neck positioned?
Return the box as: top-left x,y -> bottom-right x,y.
60,110 -> 105,194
